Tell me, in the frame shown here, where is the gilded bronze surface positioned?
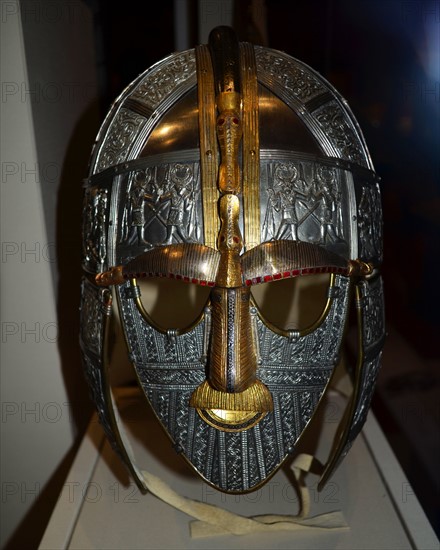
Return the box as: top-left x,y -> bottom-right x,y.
196,45 -> 219,249
191,27 -> 271,427
240,41 -> 260,251
216,92 -> 242,194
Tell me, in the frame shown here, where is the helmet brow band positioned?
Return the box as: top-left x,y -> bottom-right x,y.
95,243 -> 220,287
241,240 -> 348,285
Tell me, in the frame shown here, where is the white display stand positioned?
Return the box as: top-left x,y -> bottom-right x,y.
39,391 -> 439,550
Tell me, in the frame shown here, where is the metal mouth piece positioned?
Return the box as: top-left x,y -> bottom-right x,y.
197,408 -> 266,433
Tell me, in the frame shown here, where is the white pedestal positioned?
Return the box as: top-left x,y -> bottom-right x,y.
39,391 -> 439,550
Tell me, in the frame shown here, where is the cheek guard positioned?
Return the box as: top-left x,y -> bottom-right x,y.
81,27 -> 385,494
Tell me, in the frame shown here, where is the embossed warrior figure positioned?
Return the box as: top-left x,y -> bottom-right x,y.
88,189 -> 107,269
273,164 -> 307,241
159,164 -> 194,244
358,186 -> 380,259
129,169 -> 154,245
313,166 -> 342,243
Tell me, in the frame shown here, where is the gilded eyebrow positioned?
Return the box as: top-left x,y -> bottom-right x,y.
95,243 -> 220,287
241,240 -> 348,286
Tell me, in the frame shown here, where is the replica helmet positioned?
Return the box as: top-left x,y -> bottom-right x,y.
81,27 -> 384,494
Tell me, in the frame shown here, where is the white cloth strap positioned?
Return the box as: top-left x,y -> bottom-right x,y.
133,454 -> 348,538
108,374 -> 348,537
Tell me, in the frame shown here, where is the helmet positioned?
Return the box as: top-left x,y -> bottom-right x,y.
81,27 -> 384,494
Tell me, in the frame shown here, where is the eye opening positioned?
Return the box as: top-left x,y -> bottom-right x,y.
250,273 -> 336,336
131,277 -> 211,334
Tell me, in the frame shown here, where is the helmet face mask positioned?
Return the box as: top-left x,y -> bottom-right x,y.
81,27 -> 384,494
